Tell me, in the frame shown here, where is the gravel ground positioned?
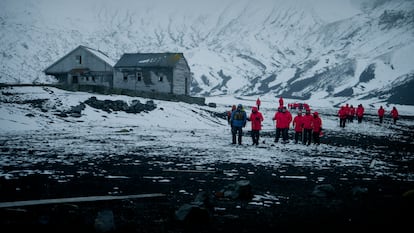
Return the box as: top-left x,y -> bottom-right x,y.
0,123 -> 413,233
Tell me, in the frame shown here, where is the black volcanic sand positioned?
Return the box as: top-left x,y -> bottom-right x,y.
0,126 -> 413,233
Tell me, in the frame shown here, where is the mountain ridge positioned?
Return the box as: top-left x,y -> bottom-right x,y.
0,0 -> 413,105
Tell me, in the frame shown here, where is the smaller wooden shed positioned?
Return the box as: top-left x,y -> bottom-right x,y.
44,45 -> 115,88
113,53 -> 192,96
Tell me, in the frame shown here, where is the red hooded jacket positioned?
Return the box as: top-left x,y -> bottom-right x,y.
302,112 -> 313,129
293,114 -> 303,132
356,105 -> 364,117
338,106 -> 347,119
249,107 -> 264,130
273,108 -> 292,128
312,112 -> 322,133
378,107 -> 385,117
391,107 -> 399,119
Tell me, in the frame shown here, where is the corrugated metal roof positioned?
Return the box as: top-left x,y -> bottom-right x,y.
114,53 -> 184,68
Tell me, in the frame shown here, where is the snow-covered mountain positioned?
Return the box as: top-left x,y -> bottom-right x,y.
1,0 -> 413,106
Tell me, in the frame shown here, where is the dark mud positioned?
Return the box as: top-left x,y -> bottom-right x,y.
0,125 -> 413,233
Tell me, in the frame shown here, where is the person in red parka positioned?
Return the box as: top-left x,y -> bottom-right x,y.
279,97 -> 284,109
256,98 -> 261,111
338,106 -> 347,128
272,107 -> 283,143
302,108 -> 313,146
356,104 -> 364,123
344,104 -> 350,122
312,111 -> 322,145
248,106 -> 264,145
378,106 -> 385,124
292,110 -> 304,144
272,106 -> 292,143
348,105 -> 355,122
390,106 -> 399,124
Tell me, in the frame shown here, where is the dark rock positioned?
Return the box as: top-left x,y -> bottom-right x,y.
222,180 -> 253,200
94,210 -> 115,233
208,102 -> 217,108
312,184 -> 336,198
175,204 -> 210,225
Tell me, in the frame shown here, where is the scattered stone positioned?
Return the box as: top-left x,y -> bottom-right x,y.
175,204 -> 210,224
221,180 -> 253,200
94,209 -> 116,233
208,102 -> 217,108
351,186 -> 368,198
312,184 -> 336,198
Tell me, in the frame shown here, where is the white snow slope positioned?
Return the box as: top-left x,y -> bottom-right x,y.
0,87 -> 413,182
0,0 -> 413,107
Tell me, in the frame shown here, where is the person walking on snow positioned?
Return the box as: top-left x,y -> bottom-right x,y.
348,105 -> 355,122
378,106 -> 385,124
256,97 -> 261,111
248,106 -> 264,146
356,104 -> 364,123
227,105 -> 237,125
390,106 -> 399,124
282,107 -> 292,143
279,97 -> 284,109
272,107 -> 283,143
302,108 -> 313,146
312,112 -> 322,145
273,106 -> 292,143
230,104 -> 247,145
338,106 -> 347,128
292,110 -> 304,144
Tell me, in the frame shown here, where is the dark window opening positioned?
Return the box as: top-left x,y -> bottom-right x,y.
159,76 -> 163,82
123,73 -> 128,81
137,72 -> 142,81
76,55 -> 82,64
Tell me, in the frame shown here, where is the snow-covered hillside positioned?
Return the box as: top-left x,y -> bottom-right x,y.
0,0 -> 413,107
0,86 -> 413,182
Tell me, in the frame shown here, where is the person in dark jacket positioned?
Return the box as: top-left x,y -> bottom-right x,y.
356,104 -> 364,123
248,106 -> 264,145
230,104 -> 247,145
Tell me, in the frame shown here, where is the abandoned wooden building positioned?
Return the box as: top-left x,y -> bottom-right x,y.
44,45 -> 202,104
113,53 -> 192,96
44,46 -> 194,99
44,45 -> 115,88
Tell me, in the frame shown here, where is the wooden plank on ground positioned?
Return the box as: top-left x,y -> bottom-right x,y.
162,169 -> 217,173
0,193 -> 166,208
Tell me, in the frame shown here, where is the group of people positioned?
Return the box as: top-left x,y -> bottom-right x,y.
227,98 -> 402,146
338,104 -> 400,127
378,106 -> 399,124
227,97 -> 323,146
337,104 -> 364,128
